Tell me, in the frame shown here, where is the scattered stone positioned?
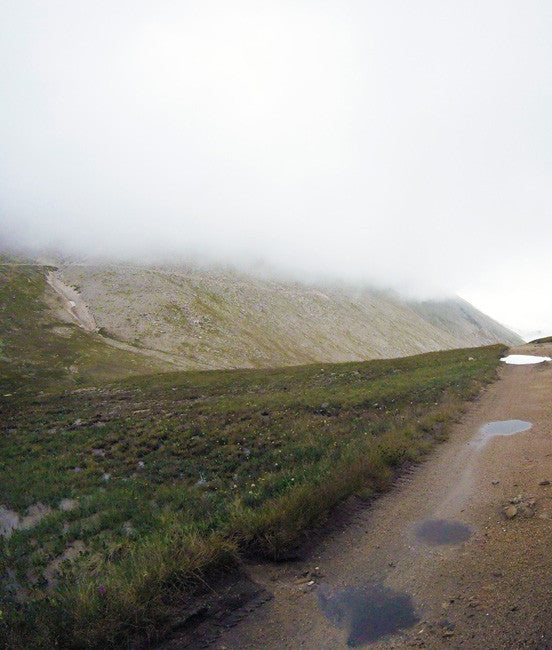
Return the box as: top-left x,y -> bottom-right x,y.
503,505 -> 518,519
122,521 -> 136,536
311,567 -> 324,579
91,448 -> 105,457
73,418 -> 82,427
510,495 -> 523,504
539,480 -> 550,486
491,480 -> 500,485
137,461 -> 145,469
72,466 -> 82,473
0,506 -> 20,537
59,498 -> 78,512
101,473 -> 111,482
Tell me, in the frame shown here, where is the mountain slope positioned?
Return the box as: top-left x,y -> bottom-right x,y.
0,264 -> 173,392
406,296 -> 522,348
57,262 -> 521,370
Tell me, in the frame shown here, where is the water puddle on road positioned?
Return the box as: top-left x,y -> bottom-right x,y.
318,583 -> 418,647
415,519 -> 472,545
501,355 -> 551,365
473,420 -> 532,449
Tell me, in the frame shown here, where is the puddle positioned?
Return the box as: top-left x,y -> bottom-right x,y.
319,583 -> 418,646
473,420 -> 532,449
501,355 -> 551,365
415,519 -> 471,545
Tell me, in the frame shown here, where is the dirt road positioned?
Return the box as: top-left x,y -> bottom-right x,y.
203,344 -> 552,649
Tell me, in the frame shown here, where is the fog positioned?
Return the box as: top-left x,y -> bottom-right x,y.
1,1 -> 551,334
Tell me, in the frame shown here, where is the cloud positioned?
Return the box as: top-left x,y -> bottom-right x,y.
1,1 -> 551,327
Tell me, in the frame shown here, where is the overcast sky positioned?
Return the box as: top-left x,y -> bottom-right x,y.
1,1 -> 551,336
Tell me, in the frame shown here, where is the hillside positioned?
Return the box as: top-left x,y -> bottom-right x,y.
0,259 -> 521,391
0,264 -> 173,392
57,262 -> 521,369
406,296 -> 521,348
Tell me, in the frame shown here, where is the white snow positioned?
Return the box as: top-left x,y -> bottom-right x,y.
501,354 -> 551,365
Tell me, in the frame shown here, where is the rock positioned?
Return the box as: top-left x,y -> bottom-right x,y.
539,480 -> 550,486
122,521 -> 136,536
504,505 -> 518,519
491,480 -> 500,485
59,498 -> 78,512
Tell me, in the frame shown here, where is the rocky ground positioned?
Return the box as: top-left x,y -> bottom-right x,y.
179,343 -> 552,649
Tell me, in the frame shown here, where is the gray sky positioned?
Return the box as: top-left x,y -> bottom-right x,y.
1,1 -> 551,336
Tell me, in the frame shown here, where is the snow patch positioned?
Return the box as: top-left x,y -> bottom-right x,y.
501,354 -> 551,365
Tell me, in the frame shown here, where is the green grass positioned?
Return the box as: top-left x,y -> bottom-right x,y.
0,343 -> 507,647
529,335 -> 552,344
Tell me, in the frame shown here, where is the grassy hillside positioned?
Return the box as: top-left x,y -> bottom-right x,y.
0,265 -> 171,393
529,335 -> 552,344
0,343 -> 506,647
58,263 -> 521,369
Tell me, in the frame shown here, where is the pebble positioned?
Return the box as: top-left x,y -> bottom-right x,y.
539,480 -> 550,486
504,505 -> 518,519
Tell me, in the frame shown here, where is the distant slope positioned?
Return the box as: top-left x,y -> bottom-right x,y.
406,296 -> 522,348
56,262 -> 521,370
